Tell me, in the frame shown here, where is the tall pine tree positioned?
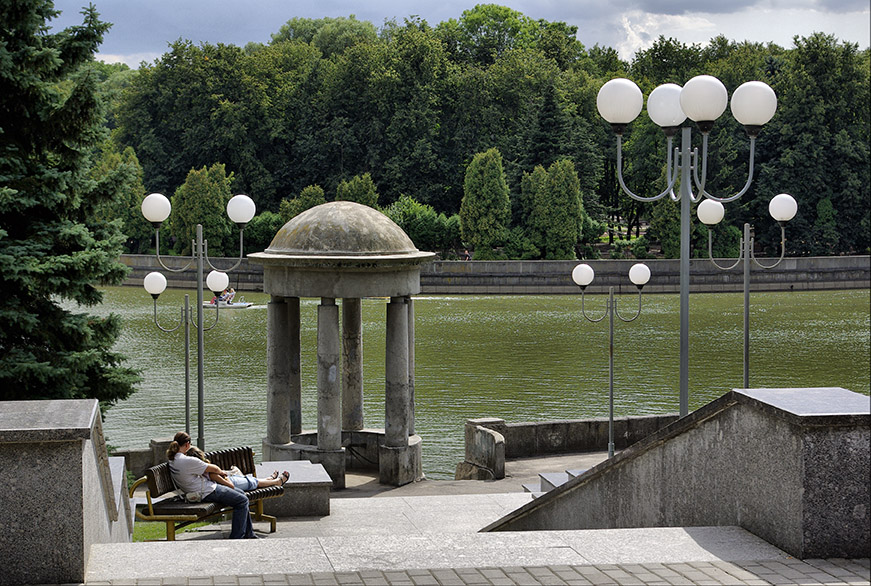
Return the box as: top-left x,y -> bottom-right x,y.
0,1 -> 139,403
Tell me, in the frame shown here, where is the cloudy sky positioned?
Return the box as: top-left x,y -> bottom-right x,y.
50,0 -> 870,68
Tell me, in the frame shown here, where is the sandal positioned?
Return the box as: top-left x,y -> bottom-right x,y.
279,471 -> 290,486
269,471 -> 279,480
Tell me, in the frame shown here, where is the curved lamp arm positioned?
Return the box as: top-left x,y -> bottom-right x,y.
750,224 -> 787,269
707,229 -> 745,271
616,134 -> 679,203
153,229 -> 195,273
152,300 -> 184,333
578,289 -> 608,323
191,301 -> 220,332
692,135 -> 756,204
204,228 -> 246,273
614,289 -> 644,323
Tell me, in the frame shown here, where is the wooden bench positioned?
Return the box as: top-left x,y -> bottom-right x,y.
128,446 -> 284,540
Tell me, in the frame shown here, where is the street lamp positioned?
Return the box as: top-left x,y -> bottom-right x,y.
572,262 -> 651,458
598,75 -> 777,416
697,193 -> 797,388
141,192 -> 255,450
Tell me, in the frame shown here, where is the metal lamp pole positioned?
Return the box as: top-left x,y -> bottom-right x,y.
597,76 -> 778,416
141,193 -> 256,450
698,194 -> 797,387
572,263 -> 651,458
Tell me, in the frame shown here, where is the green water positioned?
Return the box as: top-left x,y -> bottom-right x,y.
92,287 -> 870,479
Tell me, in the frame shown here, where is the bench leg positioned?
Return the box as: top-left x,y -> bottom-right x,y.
251,500 -> 277,533
165,521 -> 176,541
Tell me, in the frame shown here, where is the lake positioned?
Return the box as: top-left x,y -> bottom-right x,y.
90,286 -> 870,479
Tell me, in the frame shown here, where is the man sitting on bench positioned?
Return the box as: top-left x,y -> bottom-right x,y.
166,431 -> 259,539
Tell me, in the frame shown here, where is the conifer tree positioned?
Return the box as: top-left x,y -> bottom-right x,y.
0,1 -> 139,402
460,148 -> 510,259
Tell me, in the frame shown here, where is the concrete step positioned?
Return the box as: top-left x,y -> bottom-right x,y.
522,482 -> 541,494
539,471 -> 570,491
567,469 -> 588,479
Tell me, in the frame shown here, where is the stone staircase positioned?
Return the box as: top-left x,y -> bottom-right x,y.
523,468 -> 588,496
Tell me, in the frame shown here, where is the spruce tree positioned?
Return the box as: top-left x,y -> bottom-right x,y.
0,1 -> 139,403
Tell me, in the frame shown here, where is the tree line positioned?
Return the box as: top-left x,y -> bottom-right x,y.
94,6 -> 868,259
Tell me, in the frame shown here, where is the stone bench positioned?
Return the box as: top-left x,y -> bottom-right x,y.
256,460 -> 332,517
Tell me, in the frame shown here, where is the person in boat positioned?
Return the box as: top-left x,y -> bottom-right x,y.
186,445 -> 289,490
225,288 -> 236,304
165,431 -> 258,539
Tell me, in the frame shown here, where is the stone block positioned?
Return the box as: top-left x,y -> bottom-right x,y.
257,461 -> 332,517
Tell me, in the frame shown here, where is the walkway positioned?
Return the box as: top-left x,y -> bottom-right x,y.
84,454 -> 870,585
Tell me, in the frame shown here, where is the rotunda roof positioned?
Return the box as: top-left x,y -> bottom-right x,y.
265,201 -> 418,257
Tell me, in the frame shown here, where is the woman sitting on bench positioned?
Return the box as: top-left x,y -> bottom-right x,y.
187,446 -> 289,490
166,431 -> 258,539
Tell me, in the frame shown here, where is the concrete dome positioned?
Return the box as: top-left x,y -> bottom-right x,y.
266,201 -> 418,257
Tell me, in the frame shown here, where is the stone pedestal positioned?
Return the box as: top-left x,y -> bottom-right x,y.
379,435 -> 423,486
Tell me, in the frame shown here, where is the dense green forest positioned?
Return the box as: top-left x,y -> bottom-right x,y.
93,5 -> 869,259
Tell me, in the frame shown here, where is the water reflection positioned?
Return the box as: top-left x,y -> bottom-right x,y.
89,287 -> 869,479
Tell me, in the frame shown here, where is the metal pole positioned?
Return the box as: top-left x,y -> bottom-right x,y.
608,287 -> 615,458
184,294 -> 191,434
678,126 -> 692,417
743,223 -> 751,388
195,224 -> 205,451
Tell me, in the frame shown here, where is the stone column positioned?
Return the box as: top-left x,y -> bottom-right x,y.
384,296 -> 409,447
266,296 -> 291,447
288,296 -> 302,435
407,297 -> 415,436
342,297 -> 364,431
317,298 -> 341,451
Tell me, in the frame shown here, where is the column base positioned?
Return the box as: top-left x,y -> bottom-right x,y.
379,435 -> 423,486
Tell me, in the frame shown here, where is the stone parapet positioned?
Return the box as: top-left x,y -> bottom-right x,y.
120,254 -> 870,294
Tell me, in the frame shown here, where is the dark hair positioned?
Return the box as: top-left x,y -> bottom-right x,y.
166,432 -> 191,460
186,445 -> 210,463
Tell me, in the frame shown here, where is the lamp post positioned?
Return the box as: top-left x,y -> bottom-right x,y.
572,262 -> 651,458
697,193 -> 797,388
141,192 -> 256,450
597,75 -> 778,416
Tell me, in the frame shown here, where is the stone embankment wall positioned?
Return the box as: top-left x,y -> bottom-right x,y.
120,254 -> 870,294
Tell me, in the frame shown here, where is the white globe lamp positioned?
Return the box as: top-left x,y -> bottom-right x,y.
206,271 -> 230,296
141,193 -> 171,226
572,264 -> 595,289
769,193 -> 797,223
697,199 -> 726,226
597,78 -> 643,133
143,272 -> 167,299
227,194 -> 256,226
680,75 -> 728,132
629,263 -> 651,288
647,83 -> 686,130
730,81 -> 777,135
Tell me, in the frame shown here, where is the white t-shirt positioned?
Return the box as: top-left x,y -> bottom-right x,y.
169,452 -> 217,496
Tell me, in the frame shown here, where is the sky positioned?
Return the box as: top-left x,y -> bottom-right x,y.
49,0 -> 870,68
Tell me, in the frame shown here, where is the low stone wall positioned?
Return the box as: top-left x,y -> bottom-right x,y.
120,254 -> 870,295
456,414 -> 679,480
484,387 -> 870,560
0,400 -> 132,585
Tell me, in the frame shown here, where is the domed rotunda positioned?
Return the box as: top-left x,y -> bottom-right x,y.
249,201 -> 435,487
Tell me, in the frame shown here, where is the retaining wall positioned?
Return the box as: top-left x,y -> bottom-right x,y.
483,387 -> 870,560
456,414 -> 680,480
120,254 -> 870,295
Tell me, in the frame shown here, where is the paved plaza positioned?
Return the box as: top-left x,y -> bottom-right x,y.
80,454 -> 870,586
